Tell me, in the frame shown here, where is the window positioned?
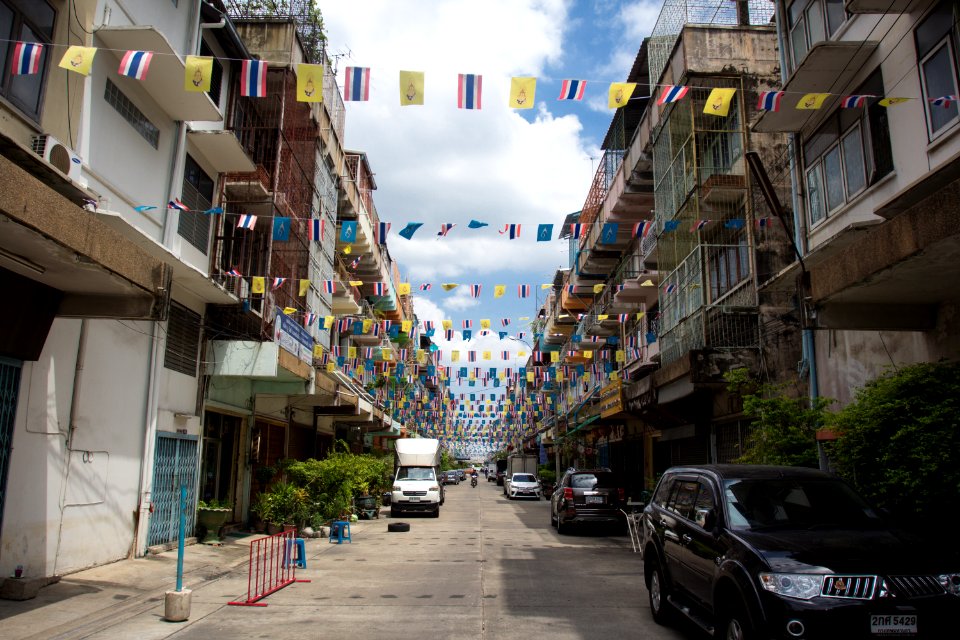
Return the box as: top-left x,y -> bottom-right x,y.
199,40 -> 223,108
105,79 -> 160,148
692,482 -> 716,529
709,240 -> 750,302
653,476 -> 675,508
0,0 -> 55,121
164,303 -> 202,376
178,155 -> 214,253
667,480 -> 699,520
787,0 -> 847,72
803,69 -> 892,227
915,0 -> 960,138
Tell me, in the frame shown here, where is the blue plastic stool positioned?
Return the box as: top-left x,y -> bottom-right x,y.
329,521 -> 352,544
284,537 -> 307,568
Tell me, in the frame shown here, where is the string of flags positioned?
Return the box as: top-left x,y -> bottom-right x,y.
8,40 -> 955,113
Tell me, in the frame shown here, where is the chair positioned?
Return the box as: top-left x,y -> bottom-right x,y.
284,537 -> 307,568
329,520 -> 352,544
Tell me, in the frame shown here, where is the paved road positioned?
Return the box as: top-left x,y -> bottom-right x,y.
134,478 -> 696,640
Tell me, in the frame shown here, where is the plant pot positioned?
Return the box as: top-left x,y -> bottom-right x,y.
282,523 -> 297,533
266,522 -> 283,535
196,508 -> 231,544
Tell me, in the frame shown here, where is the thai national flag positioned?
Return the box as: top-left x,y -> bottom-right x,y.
692,219 -> 710,232
756,217 -> 771,228
566,285 -> 576,294
756,90 -> 785,112
304,313 -> 316,328
501,318 -> 511,327
424,320 -> 435,330
518,284 -> 530,298
499,224 -> 520,239
930,95 -> 958,108
618,313 -> 629,323
558,79 -> 586,101
457,73 -> 482,109
438,223 -> 456,237
240,60 -> 268,98
272,277 -> 286,290
373,282 -> 385,296
377,221 -> 390,244
842,95 -> 871,109
657,85 -> 689,105
310,218 -> 324,241
462,320 -> 473,329
11,42 -> 43,76
469,284 -> 482,298
225,268 -> 243,278
168,199 -> 189,211
664,284 -> 677,294
119,50 -> 153,80
382,320 -> 393,330
344,66 -> 370,101
419,283 -> 432,291
570,223 -> 583,239
501,351 -> 510,360
323,280 -> 336,294
237,214 -> 257,230
468,351 -> 477,363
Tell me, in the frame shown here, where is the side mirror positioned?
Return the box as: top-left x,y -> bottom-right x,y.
697,507 -> 718,532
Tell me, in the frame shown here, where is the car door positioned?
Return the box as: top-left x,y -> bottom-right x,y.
659,476 -> 699,593
681,477 -> 725,607
551,472 -> 568,519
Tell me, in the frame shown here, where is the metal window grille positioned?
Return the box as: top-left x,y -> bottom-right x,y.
178,156 -> 214,253
164,303 -> 202,376
0,358 -> 22,535
104,79 -> 159,148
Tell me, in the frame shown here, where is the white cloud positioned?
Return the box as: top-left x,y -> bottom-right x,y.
321,1 -> 595,278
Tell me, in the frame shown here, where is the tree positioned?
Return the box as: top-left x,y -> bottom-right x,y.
724,368 -> 831,467
830,361 -> 960,532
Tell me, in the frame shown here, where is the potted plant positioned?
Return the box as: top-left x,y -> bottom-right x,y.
251,491 -> 274,533
264,482 -> 310,533
196,498 -> 232,544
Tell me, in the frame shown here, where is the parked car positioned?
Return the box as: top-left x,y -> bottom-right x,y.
440,470 -> 459,486
456,469 -> 466,481
550,468 -> 625,533
506,473 -> 541,500
641,464 -> 960,639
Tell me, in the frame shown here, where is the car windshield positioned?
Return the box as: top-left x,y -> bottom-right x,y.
396,467 -> 436,481
570,472 -> 618,489
723,478 -> 883,531
513,474 -> 537,483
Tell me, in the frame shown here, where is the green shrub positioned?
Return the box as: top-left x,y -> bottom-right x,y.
284,449 -> 392,522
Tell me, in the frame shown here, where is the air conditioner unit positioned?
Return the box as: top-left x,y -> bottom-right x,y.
31,134 -> 83,181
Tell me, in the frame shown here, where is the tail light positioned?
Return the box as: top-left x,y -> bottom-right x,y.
618,488 -> 625,502
563,487 -> 574,501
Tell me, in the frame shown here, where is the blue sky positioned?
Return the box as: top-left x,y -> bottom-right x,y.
321,1 -> 660,450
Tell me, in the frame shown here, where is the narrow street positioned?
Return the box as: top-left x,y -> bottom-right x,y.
58,480 -> 694,640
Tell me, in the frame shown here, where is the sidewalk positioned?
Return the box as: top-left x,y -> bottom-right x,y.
0,520 -> 376,640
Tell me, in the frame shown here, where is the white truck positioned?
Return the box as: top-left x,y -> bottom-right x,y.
391,438 -> 443,517
503,454 -> 538,496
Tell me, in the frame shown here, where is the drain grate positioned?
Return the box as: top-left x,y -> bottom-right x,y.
380,594 -> 398,599
449,594 -> 466,599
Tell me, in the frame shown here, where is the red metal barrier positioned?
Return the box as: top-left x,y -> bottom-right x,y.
228,530 -> 310,607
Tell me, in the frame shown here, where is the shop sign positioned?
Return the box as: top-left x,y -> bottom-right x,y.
599,380 -> 623,418
625,377 -> 656,413
595,423 -> 625,446
275,311 -> 314,364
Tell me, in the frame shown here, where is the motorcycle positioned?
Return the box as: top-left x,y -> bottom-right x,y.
470,475 -> 478,488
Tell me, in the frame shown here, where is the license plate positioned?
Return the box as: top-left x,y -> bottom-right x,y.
586,495 -> 604,504
408,497 -> 420,502
870,615 -> 918,635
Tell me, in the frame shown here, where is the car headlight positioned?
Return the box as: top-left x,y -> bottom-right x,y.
392,485 -> 401,492
759,573 -> 824,600
938,573 -> 960,595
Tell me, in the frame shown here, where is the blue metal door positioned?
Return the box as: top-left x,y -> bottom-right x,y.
147,431 -> 199,547
0,357 -> 22,535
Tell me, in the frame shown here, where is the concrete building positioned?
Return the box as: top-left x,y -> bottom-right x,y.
759,0 -> 960,407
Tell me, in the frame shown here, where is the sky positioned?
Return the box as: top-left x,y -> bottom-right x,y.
320,1 -> 662,450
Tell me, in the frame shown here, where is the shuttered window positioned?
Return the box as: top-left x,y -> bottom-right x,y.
164,303 -> 201,376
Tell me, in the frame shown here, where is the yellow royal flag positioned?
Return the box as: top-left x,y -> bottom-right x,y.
296,63 -> 324,102
283,307 -> 297,315
442,319 -> 453,330
401,320 -> 412,333
482,351 -> 492,361
494,284 -> 506,298
349,280 -> 363,287
640,279 -> 655,287
185,56 -> 214,92
251,277 -> 265,294
550,351 -> 560,363
348,346 -> 357,359
480,319 -> 491,330
381,349 -> 393,361
441,283 -> 458,291
593,284 -> 605,293
557,370 -> 565,382
313,345 -> 324,358
796,93 -> 830,110
518,351 -> 527,357
541,283 -> 552,289
598,314 -> 608,321
299,279 -> 310,296
399,70 -> 425,106
416,349 -> 425,362
879,97 -> 910,107
608,82 -> 636,108
704,88 -> 737,117
610,371 -> 620,381
326,362 -> 336,372
527,371 -> 535,382
583,350 -> 593,359
323,315 -> 334,329
362,319 -> 373,333
509,77 -> 536,109
398,282 -> 411,295
59,46 -> 96,76
616,350 -> 626,363
636,311 -> 646,320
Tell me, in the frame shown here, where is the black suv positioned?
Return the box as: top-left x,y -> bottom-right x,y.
641,465 -> 959,639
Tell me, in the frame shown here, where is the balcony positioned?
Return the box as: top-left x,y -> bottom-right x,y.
96,26 -> 221,122
753,41 -> 879,133
186,128 -> 255,174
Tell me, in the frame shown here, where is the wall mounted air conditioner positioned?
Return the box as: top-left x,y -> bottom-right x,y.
31,134 -> 83,182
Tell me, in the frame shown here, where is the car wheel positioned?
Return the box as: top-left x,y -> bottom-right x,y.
648,560 -> 674,625
431,508 -> 440,518
720,602 -> 756,640
388,522 -> 410,532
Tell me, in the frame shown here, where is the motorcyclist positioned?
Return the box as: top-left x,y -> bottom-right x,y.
470,469 -> 478,487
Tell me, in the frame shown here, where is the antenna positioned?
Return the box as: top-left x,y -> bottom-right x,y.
329,47 -> 353,75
